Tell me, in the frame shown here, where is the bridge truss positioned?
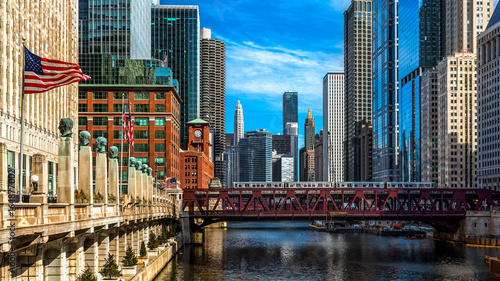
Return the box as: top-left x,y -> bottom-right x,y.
183,188 -> 500,232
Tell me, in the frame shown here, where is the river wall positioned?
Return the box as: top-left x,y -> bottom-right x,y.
129,234 -> 186,281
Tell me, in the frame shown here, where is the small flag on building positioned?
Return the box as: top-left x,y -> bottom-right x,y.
161,181 -> 166,190
24,47 -> 91,94
167,178 -> 177,189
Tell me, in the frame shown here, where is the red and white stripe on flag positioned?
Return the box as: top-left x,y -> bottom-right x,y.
128,104 -> 134,147
24,47 -> 91,94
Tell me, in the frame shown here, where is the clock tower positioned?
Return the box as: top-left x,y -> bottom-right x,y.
187,118 -> 210,156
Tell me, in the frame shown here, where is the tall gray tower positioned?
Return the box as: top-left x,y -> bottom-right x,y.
200,27 -> 226,186
234,101 -> 244,146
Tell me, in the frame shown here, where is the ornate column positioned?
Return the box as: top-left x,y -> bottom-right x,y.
128,158 -> 137,202
108,146 -> 119,208
78,131 -> 93,204
94,137 -> 108,205
30,154 -> 48,204
0,142 -> 7,196
57,118 -> 75,204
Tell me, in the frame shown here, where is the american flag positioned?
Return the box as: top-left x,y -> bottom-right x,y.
127,102 -> 134,147
122,105 -> 128,141
24,47 -> 91,94
167,178 -> 177,189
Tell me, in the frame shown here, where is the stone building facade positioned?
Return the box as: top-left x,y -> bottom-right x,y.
0,0 -> 79,198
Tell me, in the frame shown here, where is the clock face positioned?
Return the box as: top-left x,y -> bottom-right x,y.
194,129 -> 202,138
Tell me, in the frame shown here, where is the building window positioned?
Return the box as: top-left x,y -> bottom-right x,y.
134,93 -> 149,100
113,130 -> 123,140
113,104 -> 129,113
135,130 -> 149,139
155,143 -> 166,152
114,92 -> 128,99
93,117 -> 107,126
78,117 -> 87,126
136,157 -> 149,165
155,104 -> 166,112
155,93 -> 166,100
120,171 -> 128,181
93,130 -> 108,139
156,157 -> 166,166
135,143 -> 149,152
155,117 -> 166,126
78,92 -> 87,100
135,117 -> 149,126
93,92 -> 108,100
155,130 -> 166,139
93,104 -> 108,112
78,104 -> 87,112
113,117 -> 122,126
134,104 -> 149,112
157,171 -> 165,180
117,144 -> 129,152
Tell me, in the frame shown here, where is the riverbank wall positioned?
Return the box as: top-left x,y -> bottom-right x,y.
129,234 -> 186,281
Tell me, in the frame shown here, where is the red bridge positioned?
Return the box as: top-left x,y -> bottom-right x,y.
183,187 -> 500,232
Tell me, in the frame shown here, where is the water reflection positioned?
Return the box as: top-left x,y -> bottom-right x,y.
154,221 -> 500,281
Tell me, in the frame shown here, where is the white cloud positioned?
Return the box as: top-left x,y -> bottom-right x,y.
225,41 -> 343,115
328,0 -> 351,13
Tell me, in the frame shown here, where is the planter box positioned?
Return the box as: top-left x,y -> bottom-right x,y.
158,244 -> 166,251
138,256 -> 149,266
121,265 -> 137,276
148,250 -> 159,257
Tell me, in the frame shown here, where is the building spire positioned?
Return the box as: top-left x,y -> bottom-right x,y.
307,108 -> 312,118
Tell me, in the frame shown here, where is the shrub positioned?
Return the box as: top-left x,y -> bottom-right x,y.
148,232 -> 158,250
122,246 -> 138,266
139,241 -> 147,257
76,266 -> 97,281
99,253 -> 120,279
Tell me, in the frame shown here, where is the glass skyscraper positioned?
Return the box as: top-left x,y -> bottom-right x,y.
398,0 -> 444,182
239,130 -> 273,182
151,5 -> 200,146
372,0 -> 398,181
282,91 -> 298,132
78,0 -> 151,60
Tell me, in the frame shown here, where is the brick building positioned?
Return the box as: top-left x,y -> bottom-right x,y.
78,84 -> 181,191
180,119 -> 214,189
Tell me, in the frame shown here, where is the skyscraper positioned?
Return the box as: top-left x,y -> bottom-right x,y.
344,0 -> 373,181
234,101 -> 244,146
200,27 -> 226,185
477,3 -> 500,191
304,109 -> 315,151
151,5 -> 200,146
372,0 -> 399,182
284,122 -> 299,181
78,0 -> 151,60
420,69 -> 439,184
283,91 -> 298,133
239,130 -> 273,182
398,0 -> 445,182
323,72 -> 344,182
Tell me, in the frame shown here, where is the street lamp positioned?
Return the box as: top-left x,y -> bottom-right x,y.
31,175 -> 39,192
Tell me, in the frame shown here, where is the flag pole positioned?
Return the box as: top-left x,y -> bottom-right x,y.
18,39 -> 26,202
127,101 -> 131,195
120,93 -> 124,201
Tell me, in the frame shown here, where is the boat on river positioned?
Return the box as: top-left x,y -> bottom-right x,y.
309,220 -> 328,232
484,256 -> 500,277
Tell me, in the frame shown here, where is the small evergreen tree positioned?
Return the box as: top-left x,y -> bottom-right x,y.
99,253 -> 120,279
148,232 -> 158,250
139,241 -> 147,257
122,246 -> 138,266
77,266 -> 97,281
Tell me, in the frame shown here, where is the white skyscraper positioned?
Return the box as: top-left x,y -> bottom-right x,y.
234,101 -> 244,146
323,72 -> 345,182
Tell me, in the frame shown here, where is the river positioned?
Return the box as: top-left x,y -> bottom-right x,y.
154,221 -> 500,280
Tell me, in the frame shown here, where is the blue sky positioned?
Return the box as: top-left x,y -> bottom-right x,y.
160,0 -> 349,147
